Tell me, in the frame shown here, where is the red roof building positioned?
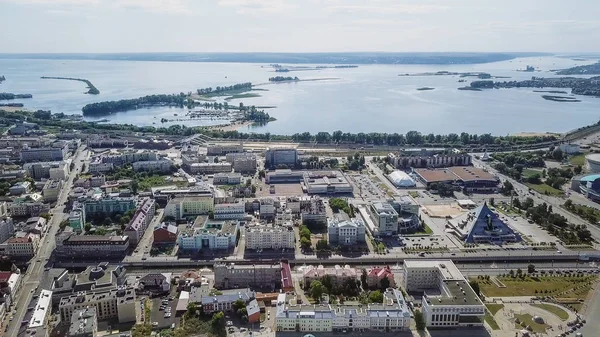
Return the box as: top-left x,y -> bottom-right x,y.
280,261 -> 293,292
366,266 -> 395,289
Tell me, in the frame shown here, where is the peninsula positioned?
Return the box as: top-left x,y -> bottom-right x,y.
555,61 -> 600,75
469,76 -> 600,97
0,93 -> 33,100
41,76 -> 100,94
268,76 -> 300,82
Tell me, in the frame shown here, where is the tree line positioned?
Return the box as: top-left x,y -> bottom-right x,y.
81,94 -> 187,115
41,76 -> 100,95
268,76 -> 299,82
196,82 -> 252,96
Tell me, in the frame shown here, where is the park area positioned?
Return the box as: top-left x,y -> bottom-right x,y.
474,274 -> 596,300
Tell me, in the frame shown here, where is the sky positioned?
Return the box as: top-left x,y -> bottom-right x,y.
0,0 -> 599,53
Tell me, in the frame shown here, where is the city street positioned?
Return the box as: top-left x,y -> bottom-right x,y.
5,146 -> 87,337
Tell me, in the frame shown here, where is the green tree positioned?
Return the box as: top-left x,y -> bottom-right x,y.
214,157 -> 219,163
574,165 -> 583,175
368,290 -> 383,303
211,312 -> 225,327
310,280 -> 326,302
527,264 -> 536,274
208,210 -> 214,220
361,269 -> 368,289
131,179 -> 139,194
316,239 -> 329,251
380,276 -> 390,290
469,280 -> 481,297
233,299 -> 246,311
300,237 -> 312,250
414,310 -> 426,330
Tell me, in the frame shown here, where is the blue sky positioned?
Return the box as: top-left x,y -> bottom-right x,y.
0,0 -> 599,53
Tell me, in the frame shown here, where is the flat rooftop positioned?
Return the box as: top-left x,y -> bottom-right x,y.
449,166 -> 496,182
414,168 -> 457,183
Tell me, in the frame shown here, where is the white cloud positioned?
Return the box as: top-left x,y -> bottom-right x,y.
2,0 -> 192,14
217,0 -> 295,14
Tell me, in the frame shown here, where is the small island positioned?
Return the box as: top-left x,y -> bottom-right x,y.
468,76 -> 600,97
82,94 -> 187,115
0,75 -> 5,84
0,93 -> 33,100
41,76 -> 100,94
517,65 -> 536,72
533,90 -> 568,94
417,87 -> 435,91
316,65 -> 358,69
268,76 -> 300,82
275,68 -> 290,72
541,95 -> 581,102
457,87 -> 482,91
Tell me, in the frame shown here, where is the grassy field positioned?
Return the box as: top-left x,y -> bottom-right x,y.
523,168 -> 543,178
414,223 -> 434,235
514,313 -> 547,333
486,303 -> 504,315
531,303 -> 569,320
484,304 -> 503,330
475,275 -> 596,299
139,175 -> 169,191
526,183 -> 564,196
569,154 -> 586,166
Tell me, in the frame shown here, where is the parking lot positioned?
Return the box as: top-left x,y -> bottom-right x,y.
347,174 -> 386,199
150,293 -> 179,330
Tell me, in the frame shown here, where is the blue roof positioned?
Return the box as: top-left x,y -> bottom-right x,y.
581,174 -> 600,182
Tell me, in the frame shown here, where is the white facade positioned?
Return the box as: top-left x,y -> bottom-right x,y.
327,218 -> 366,245
213,172 -> 242,185
178,221 -> 239,252
89,160 -> 114,174
403,260 -> 485,328
213,203 -> 246,220
49,162 -> 70,180
164,196 -> 214,220
245,225 -> 295,250
7,234 -> 39,258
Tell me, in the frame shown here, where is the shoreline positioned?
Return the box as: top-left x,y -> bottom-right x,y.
203,120 -> 253,132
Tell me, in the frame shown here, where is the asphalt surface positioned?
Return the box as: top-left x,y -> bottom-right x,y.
5,146 -> 87,337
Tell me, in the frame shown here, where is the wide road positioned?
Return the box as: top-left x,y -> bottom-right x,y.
5,146 -> 87,337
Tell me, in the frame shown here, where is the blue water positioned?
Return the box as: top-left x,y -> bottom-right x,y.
0,56 -> 598,135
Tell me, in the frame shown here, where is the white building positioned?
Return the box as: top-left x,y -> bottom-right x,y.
403,260 -> 485,328
7,234 -> 39,258
59,287 -> 136,324
559,143 -> 580,155
164,196 -> 214,220
42,179 -> 62,202
68,307 -> 98,337
327,218 -> 366,246
178,219 -> 239,252
275,288 -> 411,333
189,162 -> 232,174
49,161 -> 70,180
9,201 -> 50,217
213,172 -> 242,185
303,171 -> 354,194
89,159 -> 114,174
29,290 -> 53,337
213,203 -> 246,220
132,159 -> 173,173
245,224 -> 295,250
387,170 -> 416,188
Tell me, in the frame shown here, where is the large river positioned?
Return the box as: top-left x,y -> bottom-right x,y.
0,56 -> 598,135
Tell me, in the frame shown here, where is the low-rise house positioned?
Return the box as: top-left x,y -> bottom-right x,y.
302,265 -> 358,287
327,217 -> 366,246
153,222 -> 178,244
366,266 -> 395,289
7,234 -> 39,258
137,273 -> 172,295
9,181 -> 30,196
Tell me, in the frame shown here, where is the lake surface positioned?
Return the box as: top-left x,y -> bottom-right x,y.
0,56 -> 599,135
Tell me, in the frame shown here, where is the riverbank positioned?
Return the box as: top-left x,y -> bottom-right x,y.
41,76 -> 99,94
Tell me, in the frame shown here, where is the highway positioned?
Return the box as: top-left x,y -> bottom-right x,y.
5,146 -> 87,337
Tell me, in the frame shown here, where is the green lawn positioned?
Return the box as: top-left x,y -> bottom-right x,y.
414,223 -> 434,235
484,304 -> 503,330
139,175 -> 169,191
569,154 -> 586,166
526,183 -> 564,196
475,275 -> 596,299
514,313 -> 548,333
523,168 -> 543,178
531,303 -> 569,320
484,311 -> 500,330
486,303 -> 504,315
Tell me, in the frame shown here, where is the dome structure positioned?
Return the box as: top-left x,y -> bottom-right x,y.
388,170 -> 416,188
586,153 -> 600,173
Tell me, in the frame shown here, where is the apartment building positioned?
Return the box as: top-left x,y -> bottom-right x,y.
88,159 -> 114,174
213,172 -> 242,185
68,210 -> 85,233
245,224 -> 295,250
213,263 -> 282,289
20,143 -> 69,162
132,160 -> 173,173
124,197 -> 156,246
390,153 -> 472,169
28,290 -> 53,337
225,153 -> 257,173
213,203 -> 246,220
7,234 -> 39,258
189,162 -> 232,174
178,219 -> 238,252
275,288 -> 411,333
300,197 -> 327,225
193,288 -> 256,314
24,161 -> 69,180
100,151 -> 158,166
207,143 -> 243,156
370,202 -> 398,236
9,200 -> 50,217
265,148 -> 298,168
42,179 -> 62,202
54,232 -> 130,259
302,265 -> 358,287
153,223 -> 178,244
164,196 -> 214,220
327,218 -> 366,246
59,287 -> 136,323
84,196 -> 136,217
0,217 -> 14,243
403,260 -> 485,328
68,307 -> 98,337
259,198 -> 276,219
